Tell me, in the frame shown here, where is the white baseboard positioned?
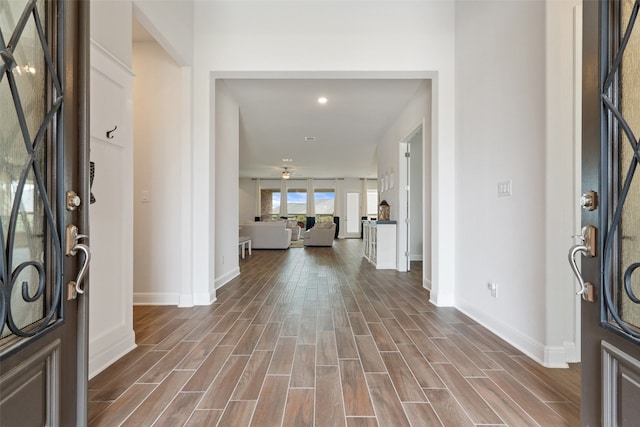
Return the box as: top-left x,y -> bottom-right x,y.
456,298 -> 546,365
89,329 -> 136,379
429,285 -> 454,307
193,291 -> 217,306
544,346 -> 571,368
178,293 -> 194,307
410,255 -> 423,262
133,292 -> 180,305
215,267 -> 240,290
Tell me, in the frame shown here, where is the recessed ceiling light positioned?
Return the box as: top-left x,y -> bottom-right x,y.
304,137 -> 316,142
282,158 -> 293,162
318,97 -> 328,104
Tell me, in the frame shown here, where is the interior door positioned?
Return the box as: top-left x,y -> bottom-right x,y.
579,1 -> 640,425
0,1 -> 90,425
345,191 -> 361,238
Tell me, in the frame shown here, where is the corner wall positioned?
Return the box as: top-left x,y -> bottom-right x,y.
454,0 -> 579,365
132,41 -> 183,305
377,81 -> 431,278
214,81 -> 240,290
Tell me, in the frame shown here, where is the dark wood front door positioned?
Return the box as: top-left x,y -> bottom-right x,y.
581,0 -> 640,425
0,0 -> 90,425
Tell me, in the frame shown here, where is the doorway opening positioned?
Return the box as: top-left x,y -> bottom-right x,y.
398,124 -> 424,273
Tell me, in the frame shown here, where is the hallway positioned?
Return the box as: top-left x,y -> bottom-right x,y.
88,239 -> 580,426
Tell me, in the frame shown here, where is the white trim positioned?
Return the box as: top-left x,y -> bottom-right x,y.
543,346 -> 571,369
429,288 -> 454,307
133,292 -> 180,305
457,298 -> 553,366
193,292 -> 217,306
90,39 -> 136,77
215,267 -> 240,290
178,294 -> 194,308
88,330 -> 136,379
572,3 -> 583,364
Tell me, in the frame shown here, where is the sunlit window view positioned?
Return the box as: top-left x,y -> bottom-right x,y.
314,190 -> 334,222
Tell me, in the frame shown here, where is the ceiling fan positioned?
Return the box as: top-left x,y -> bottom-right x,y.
282,167 -> 291,180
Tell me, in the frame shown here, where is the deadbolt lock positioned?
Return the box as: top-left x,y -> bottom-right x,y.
580,190 -> 598,211
66,190 -> 81,211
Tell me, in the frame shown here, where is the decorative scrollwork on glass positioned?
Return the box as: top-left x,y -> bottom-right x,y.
601,0 -> 640,342
0,0 -> 64,344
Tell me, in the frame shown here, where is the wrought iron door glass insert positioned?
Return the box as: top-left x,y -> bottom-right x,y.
0,0 -> 64,355
601,0 -> 640,342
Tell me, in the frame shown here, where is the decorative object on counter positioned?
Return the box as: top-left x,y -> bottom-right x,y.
378,200 -> 390,221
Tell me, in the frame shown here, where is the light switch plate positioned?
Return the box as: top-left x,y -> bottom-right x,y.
497,180 -> 512,197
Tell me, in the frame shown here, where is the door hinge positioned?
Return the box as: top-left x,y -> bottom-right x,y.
404,152 -> 410,158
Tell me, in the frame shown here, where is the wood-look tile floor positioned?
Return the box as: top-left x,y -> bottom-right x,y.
88,239 -> 580,426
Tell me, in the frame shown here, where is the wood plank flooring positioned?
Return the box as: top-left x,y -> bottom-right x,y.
88,239 -> 580,426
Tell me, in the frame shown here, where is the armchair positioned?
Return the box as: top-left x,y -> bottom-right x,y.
303,222 -> 336,247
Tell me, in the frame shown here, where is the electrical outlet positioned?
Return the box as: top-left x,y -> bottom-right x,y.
487,282 -> 498,298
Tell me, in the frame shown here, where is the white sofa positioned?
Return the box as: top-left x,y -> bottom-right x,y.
240,222 -> 292,249
303,222 -> 335,247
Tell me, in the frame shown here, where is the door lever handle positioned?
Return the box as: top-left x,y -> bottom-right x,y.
66,225 -> 91,298
567,225 -> 597,302
568,244 -> 590,296
69,243 -> 91,294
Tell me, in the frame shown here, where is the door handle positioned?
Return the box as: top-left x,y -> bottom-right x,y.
66,225 -> 91,298
568,225 -> 597,302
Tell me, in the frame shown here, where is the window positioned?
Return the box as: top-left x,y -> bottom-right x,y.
314,190 -> 335,222
287,189 -> 307,215
367,190 -> 378,218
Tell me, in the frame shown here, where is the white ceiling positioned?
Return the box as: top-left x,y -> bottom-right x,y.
224,78 -> 424,180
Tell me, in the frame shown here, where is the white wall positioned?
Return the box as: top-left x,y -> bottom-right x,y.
132,41 -> 183,304
88,43 -> 136,378
194,0 -> 456,305
454,0 -> 580,366
90,1 -> 132,65
544,0 -> 583,364
133,0 -> 194,66
89,0 -> 194,376
455,0 -> 545,362
214,81 -> 240,290
239,178 -> 257,224
410,129 -> 424,262
377,82 -> 431,276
